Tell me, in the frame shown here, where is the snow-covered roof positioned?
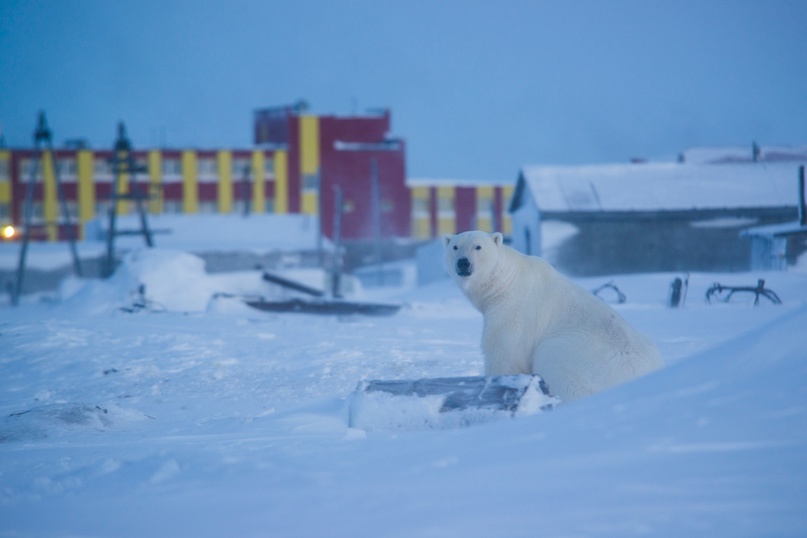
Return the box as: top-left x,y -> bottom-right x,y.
681,145 -> 807,164
742,221 -> 807,238
516,161 -> 804,213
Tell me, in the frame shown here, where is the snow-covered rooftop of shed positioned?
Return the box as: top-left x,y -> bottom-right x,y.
681,145 -> 807,164
519,161 -> 804,213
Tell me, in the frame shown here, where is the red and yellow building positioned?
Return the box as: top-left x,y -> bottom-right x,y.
0,105 -> 513,243
409,179 -> 513,239
0,146 -> 283,241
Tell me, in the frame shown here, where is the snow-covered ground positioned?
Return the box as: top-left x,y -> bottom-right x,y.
1,248 -> 806,537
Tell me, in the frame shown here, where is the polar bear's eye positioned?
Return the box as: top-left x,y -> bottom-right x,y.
475,245 -> 482,250
453,245 -> 458,250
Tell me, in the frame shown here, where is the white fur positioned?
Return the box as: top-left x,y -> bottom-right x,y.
443,230 -> 663,401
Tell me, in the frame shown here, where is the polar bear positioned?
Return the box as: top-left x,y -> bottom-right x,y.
443,230 -> 663,401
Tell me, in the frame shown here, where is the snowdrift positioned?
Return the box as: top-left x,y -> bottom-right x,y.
1,250 -> 806,536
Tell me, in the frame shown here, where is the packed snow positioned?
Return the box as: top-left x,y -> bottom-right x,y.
1,246 -> 807,537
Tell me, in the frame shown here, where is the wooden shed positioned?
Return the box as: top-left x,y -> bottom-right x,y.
509,157 -> 805,275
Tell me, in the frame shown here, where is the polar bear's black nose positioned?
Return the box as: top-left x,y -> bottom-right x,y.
456,257 -> 471,276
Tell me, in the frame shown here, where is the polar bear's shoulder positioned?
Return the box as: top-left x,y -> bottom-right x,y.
501,244 -> 555,276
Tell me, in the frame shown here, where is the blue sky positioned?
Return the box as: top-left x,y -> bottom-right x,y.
1,0 -> 805,181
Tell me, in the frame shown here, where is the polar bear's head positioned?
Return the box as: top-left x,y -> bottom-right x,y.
443,230 -> 504,282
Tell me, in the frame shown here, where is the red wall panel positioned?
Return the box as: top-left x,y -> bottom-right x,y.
454,187 -> 476,233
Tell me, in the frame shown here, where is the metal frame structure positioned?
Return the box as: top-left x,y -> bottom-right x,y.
12,112 -> 81,305
103,122 -> 154,277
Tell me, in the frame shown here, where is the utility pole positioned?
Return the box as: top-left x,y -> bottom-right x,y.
241,164 -> 251,217
103,122 -> 154,277
371,157 -> 383,286
12,112 -> 82,305
331,185 -> 344,298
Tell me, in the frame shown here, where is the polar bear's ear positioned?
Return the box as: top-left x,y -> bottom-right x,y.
442,234 -> 453,248
491,232 -> 503,246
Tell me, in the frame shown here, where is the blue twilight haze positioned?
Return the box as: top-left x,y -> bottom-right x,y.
1,0 -> 805,181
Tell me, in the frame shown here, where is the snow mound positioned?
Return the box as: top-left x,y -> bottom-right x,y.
0,403 -> 151,443
57,248 -> 348,315
61,249 -> 219,314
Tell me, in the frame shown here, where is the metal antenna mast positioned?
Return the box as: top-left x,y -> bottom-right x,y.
103,122 -> 154,277
12,112 -> 82,305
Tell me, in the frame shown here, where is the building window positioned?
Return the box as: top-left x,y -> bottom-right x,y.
64,201 -> 79,219
162,158 -> 181,177
438,196 -> 454,213
0,159 -> 8,180
302,173 -> 319,191
61,158 -> 77,178
232,158 -> 250,178
133,157 -> 148,176
476,196 -> 493,216
163,200 -> 182,214
0,203 -> 10,220
264,157 -> 274,177
94,158 -> 112,181
199,201 -> 218,214
19,202 -> 44,221
413,197 -> 429,216
198,158 -> 217,180
19,159 -> 43,181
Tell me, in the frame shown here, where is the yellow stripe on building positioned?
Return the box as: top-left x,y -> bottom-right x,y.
299,115 -> 320,215
113,149 -> 130,217
77,150 -> 94,239
411,186 -> 431,239
301,191 -> 318,215
43,152 -> 58,241
182,151 -> 198,214
148,151 -> 163,214
217,151 -> 233,213
299,115 -> 320,176
0,150 -> 10,210
437,185 -> 455,236
476,185 -> 494,232
252,151 -> 265,214
273,150 -> 288,214
501,185 -> 514,235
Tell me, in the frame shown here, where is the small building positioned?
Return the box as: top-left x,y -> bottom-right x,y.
742,221 -> 807,271
510,149 -> 807,275
741,164 -> 807,270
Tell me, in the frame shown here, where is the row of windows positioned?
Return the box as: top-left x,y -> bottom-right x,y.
12,197 -> 279,222
9,156 -> 276,182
